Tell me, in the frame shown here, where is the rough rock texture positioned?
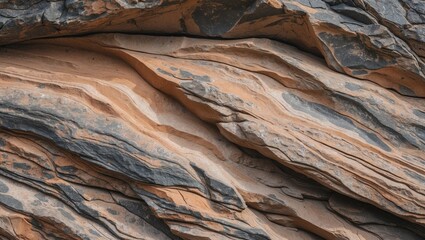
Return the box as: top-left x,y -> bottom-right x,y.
1,0 -> 425,97
0,1 -> 424,240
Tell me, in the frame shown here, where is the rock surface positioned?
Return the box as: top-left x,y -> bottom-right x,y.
1,0 -> 425,97
0,1 -> 424,240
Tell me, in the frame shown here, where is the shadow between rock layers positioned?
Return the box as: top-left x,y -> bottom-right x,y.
0,1 -> 424,239
0,33 -> 423,239
1,0 -> 425,97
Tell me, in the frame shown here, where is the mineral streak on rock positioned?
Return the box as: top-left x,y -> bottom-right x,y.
0,1 -> 424,240
1,0 -> 425,97
0,34 -> 421,239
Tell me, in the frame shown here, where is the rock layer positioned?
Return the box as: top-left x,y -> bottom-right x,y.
0,34 -> 422,239
1,0 -> 425,96
0,1 -> 424,240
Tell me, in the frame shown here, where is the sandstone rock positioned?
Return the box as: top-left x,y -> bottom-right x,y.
0,1 -> 424,240
0,34 -> 422,239
53,33 -> 425,223
0,0 -> 425,96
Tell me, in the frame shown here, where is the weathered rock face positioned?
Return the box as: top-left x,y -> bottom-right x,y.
0,1 -> 424,240
1,0 -> 425,97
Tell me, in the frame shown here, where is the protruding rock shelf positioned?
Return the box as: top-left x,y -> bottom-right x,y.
1,0 -> 425,96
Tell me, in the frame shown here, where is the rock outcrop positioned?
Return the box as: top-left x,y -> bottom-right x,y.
1,0 -> 425,97
0,1 -> 424,240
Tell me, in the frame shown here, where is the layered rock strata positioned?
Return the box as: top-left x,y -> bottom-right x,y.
1,0 -> 425,96
0,34 -> 423,239
0,0 -> 424,239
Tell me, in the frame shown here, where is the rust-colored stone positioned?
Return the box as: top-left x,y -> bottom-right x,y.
0,1 -> 424,239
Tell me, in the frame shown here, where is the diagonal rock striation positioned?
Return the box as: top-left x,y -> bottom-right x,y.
1,0 -> 425,96
0,33 -> 422,239
0,1 -> 424,239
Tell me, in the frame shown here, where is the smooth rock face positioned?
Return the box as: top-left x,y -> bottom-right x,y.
0,1 -> 424,240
